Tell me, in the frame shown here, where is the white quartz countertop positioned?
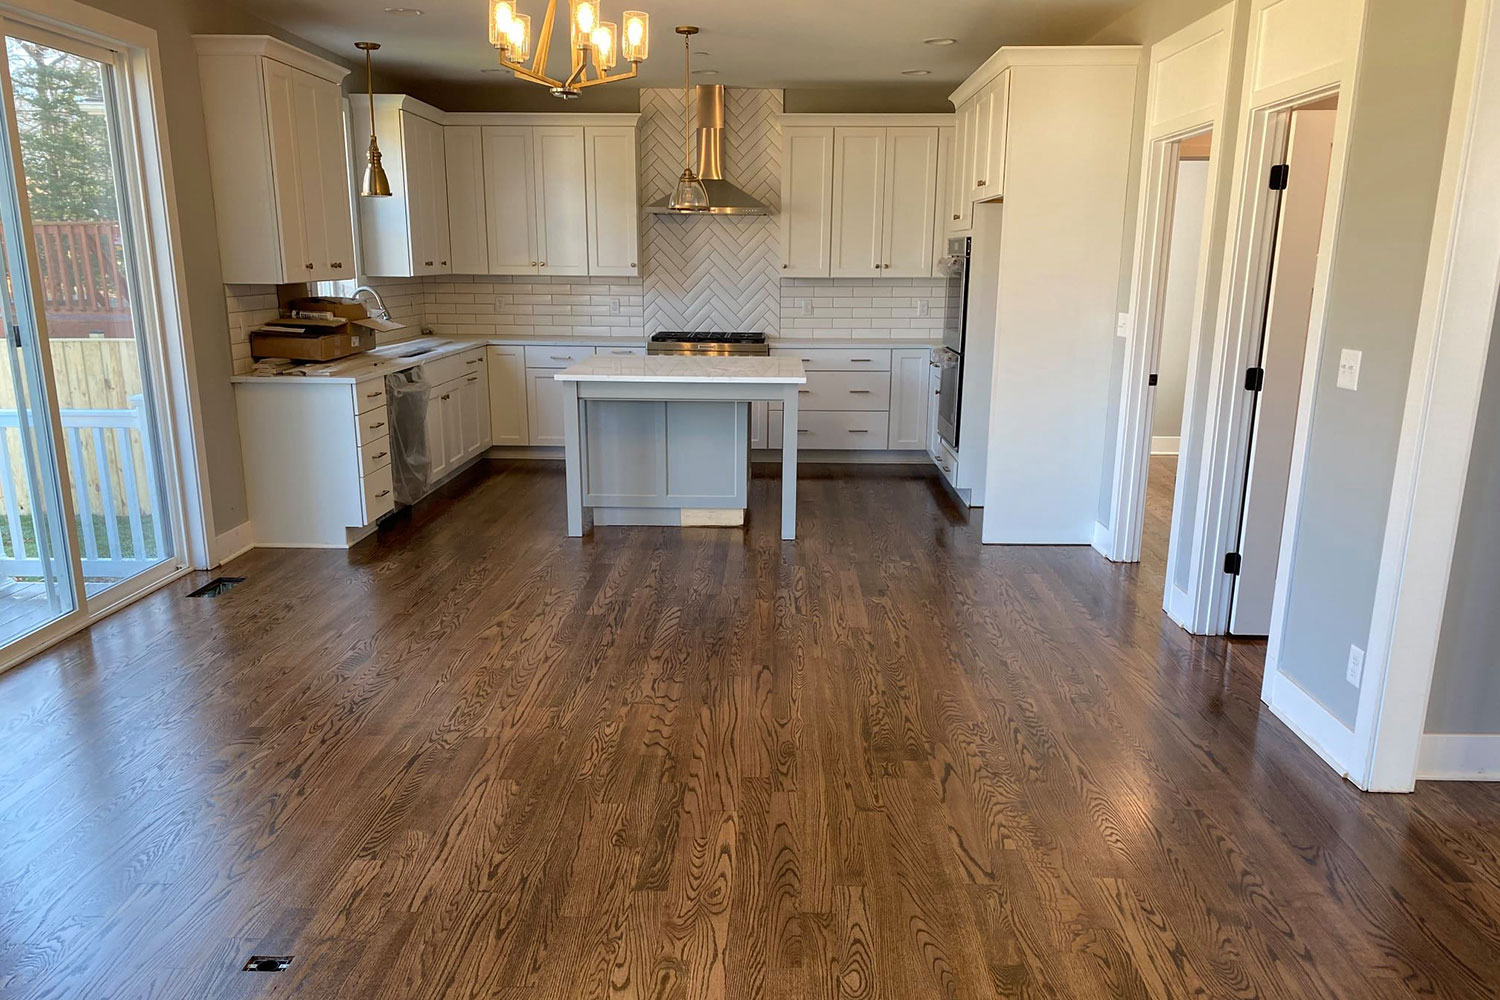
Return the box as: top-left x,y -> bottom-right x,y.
555,355 -> 807,384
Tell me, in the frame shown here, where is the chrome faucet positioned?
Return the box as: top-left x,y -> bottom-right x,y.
351,284 -> 391,321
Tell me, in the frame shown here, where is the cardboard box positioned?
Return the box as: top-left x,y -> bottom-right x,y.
249,317 -> 378,362
285,296 -> 368,322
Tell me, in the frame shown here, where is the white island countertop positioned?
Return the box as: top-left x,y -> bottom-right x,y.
555,355 -> 807,384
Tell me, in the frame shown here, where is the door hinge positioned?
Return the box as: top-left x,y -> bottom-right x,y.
1245,366 -> 1265,392
1224,552 -> 1242,575
1269,164 -> 1290,190
1148,373 -> 1159,386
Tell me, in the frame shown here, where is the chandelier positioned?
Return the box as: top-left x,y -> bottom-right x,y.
489,0 -> 650,99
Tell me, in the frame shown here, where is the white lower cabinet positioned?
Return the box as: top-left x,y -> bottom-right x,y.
889,348 -> 932,450
487,346 -> 529,445
527,369 -> 569,445
423,348 -> 491,487
425,389 -> 452,484
460,365 -> 490,459
754,347 -> 931,452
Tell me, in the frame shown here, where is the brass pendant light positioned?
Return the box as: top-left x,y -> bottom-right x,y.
355,41 -> 392,198
669,26 -> 709,211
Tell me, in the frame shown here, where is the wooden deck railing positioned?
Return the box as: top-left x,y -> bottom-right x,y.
32,221 -> 133,338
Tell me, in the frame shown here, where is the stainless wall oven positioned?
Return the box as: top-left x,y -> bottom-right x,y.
936,236 -> 971,450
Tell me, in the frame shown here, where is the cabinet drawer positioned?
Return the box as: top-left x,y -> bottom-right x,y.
360,434 -> 392,478
595,345 -> 645,357
361,464 -> 395,524
525,345 -> 595,368
796,371 -> 891,411
355,405 -> 390,445
792,410 -> 889,449
772,347 -> 892,372
353,380 -> 388,414
425,348 -> 484,386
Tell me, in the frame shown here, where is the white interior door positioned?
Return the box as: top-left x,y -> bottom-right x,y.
1230,108 -> 1338,635
482,126 -> 538,274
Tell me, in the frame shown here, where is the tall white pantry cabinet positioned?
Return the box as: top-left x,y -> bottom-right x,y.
194,36 -> 356,285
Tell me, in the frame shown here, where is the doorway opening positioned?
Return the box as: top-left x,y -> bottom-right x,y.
1225,96 -> 1339,636
1141,129 -> 1213,581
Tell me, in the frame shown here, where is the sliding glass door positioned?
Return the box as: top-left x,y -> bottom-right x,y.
0,20 -> 180,653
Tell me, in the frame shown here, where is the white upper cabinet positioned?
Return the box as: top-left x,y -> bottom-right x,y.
780,126 -> 834,277
934,126 -> 955,265
882,128 -> 940,277
830,127 -> 888,278
444,125 -> 488,275
949,103 -> 975,232
956,70 -> 1010,203
195,36 -> 354,285
483,126 -> 539,274
584,126 -> 640,277
532,126 -> 589,276
350,97 -> 451,278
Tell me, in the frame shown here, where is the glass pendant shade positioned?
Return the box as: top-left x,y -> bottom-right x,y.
504,14 -> 531,61
591,22 -> 617,70
671,169 -> 709,211
489,0 -> 515,47
573,0 -> 598,46
622,11 -> 649,62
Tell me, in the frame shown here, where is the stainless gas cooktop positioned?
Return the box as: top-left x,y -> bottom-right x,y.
647,331 -> 770,356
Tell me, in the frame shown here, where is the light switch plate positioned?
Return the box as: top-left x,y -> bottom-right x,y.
798,298 -> 813,317
917,300 -> 931,318
609,297 -> 621,315
1116,312 -> 1131,339
1337,348 -> 1362,390
1346,644 -> 1366,686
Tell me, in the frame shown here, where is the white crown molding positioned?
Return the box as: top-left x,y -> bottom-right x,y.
192,34 -> 350,85
436,111 -> 643,127
776,113 -> 955,128
948,45 -> 1142,107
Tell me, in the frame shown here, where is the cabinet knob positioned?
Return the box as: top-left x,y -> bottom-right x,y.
305,263 -> 314,270
424,261 -> 435,267
782,264 -> 788,269
873,265 -> 880,271
331,262 -> 344,269
441,393 -> 452,401
631,262 -> 637,268
539,261 -> 547,267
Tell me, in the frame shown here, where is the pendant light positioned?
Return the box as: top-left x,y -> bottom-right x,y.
355,42 -> 392,198
669,26 -> 709,212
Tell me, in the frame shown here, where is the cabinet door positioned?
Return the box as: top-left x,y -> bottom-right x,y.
482,127 -> 539,275
780,126 -> 834,278
440,382 -> 464,470
584,126 -> 639,276
260,59 -> 308,282
460,371 -> 485,459
829,127 -> 886,278
527,368 -> 567,445
889,349 -> 931,450
426,117 -> 452,273
404,114 -> 449,274
289,70 -> 331,281
425,389 -> 450,483
749,401 -> 768,449
882,128 -> 939,278
927,358 -> 942,457
487,346 -> 530,445
983,71 -> 1010,199
933,127 -> 955,265
532,126 -> 589,276
445,126 -> 488,275
951,100 -> 975,231
314,79 -> 355,277
970,86 -> 995,201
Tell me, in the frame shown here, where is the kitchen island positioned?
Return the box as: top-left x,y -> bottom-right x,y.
555,355 -> 808,539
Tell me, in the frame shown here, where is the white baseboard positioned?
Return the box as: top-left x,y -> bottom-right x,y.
1263,671 -> 1358,780
211,520 -> 254,567
1418,734 -> 1500,780
1150,435 -> 1180,456
1164,584 -> 1195,631
1092,520 -> 1113,558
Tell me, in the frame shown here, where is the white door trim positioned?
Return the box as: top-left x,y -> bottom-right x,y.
1357,0 -> 1500,791
1104,2 -> 1236,570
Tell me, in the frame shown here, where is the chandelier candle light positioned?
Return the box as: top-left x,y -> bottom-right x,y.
489,0 -> 649,99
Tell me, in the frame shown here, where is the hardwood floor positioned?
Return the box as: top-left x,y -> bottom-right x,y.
1,458 -> 1498,998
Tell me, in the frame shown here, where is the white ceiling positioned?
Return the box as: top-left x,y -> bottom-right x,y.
235,0 -> 1136,91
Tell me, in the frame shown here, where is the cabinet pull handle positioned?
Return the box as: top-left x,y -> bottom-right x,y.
977,179 -> 987,187
305,263 -> 314,270
850,358 -> 873,363
375,489 -> 391,498
366,391 -> 382,399
371,420 -> 386,429
466,358 -> 481,365
440,260 -> 448,266
372,451 -> 388,460
849,429 -> 870,434
798,429 -> 810,435
798,389 -> 810,394
466,376 -> 478,382
953,214 -> 960,221
849,389 -> 872,394
424,260 -> 435,267
550,355 -> 571,361
331,262 -> 344,269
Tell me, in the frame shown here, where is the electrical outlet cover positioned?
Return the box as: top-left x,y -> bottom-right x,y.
1116,312 -> 1131,339
1346,644 -> 1366,686
1337,348 -> 1362,390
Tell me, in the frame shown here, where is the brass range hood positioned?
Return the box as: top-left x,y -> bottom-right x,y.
646,84 -> 772,216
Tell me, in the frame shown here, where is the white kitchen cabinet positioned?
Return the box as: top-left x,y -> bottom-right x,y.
196,36 -> 354,284
445,125 -> 488,275
780,126 -> 834,277
889,348 -> 932,450
950,101 -> 976,232
584,126 -> 640,276
350,96 -> 452,277
487,346 -> 530,445
829,127 -> 939,279
425,389 -> 452,484
527,368 -> 568,445
927,355 -> 942,459
934,127 -> 956,261
532,126 -> 589,276
482,126 -> 539,274
459,365 -> 490,460
963,71 -> 1010,203
829,128 -> 887,278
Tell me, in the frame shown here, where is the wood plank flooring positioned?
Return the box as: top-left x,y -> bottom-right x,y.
1,457 -> 1498,998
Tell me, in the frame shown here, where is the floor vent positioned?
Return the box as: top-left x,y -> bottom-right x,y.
188,576 -> 246,598
242,956 -> 292,973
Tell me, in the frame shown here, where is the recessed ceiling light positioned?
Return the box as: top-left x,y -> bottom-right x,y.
384,7 -> 423,15
692,69 -> 719,76
923,37 -> 957,46
901,69 -> 932,76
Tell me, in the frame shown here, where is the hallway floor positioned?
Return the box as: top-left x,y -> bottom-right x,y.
0,460 -> 1497,998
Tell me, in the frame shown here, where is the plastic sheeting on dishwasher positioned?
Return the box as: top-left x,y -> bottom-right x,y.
385,367 -> 431,504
